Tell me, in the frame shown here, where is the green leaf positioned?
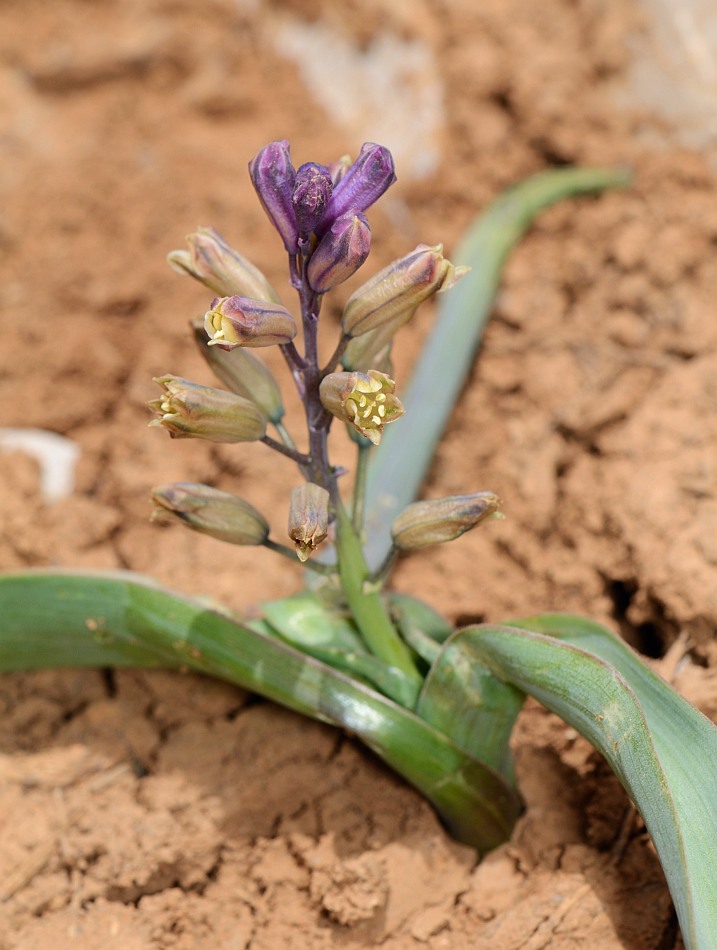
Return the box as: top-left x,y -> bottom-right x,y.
362,166 -> 631,570
261,591 -> 422,706
416,634 -> 524,786
262,591 -> 365,653
0,569 -> 521,854
455,615 -> 717,950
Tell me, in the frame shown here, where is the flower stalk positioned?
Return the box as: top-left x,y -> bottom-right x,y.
152,139 -> 480,707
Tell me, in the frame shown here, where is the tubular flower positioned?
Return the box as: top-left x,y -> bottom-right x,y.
167,227 -> 281,303
320,370 -> 404,446
151,482 -> 270,546
149,375 -> 267,443
342,243 -> 469,339
306,211 -> 371,294
248,140 -> 299,253
288,482 -> 330,561
319,143 -> 396,233
204,296 -> 297,349
391,491 -> 502,551
292,162 -> 333,238
192,322 -> 285,423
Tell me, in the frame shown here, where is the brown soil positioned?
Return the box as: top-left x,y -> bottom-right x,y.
1,0 -> 715,946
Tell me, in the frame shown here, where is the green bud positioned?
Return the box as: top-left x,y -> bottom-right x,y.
192,322 -> 285,424
288,483 -> 330,562
342,244 -> 468,338
204,296 -> 297,349
149,375 -> 267,442
391,491 -> 502,551
319,370 -> 404,446
342,338 -> 394,376
151,482 -> 270,546
168,227 -> 281,303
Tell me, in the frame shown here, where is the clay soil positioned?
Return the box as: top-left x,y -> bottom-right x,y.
2,0 -> 717,947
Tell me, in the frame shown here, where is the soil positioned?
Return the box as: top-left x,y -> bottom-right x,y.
1,0 -> 716,946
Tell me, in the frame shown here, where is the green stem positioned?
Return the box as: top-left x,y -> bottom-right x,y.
351,442 -> 370,533
334,498 -> 422,691
274,420 -> 298,451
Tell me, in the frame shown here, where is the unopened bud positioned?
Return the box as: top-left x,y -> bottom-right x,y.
204,296 -> 297,349
328,154 -> 351,186
319,143 -> 396,234
292,162 -> 333,237
288,482 -> 330,561
320,370 -> 404,446
152,482 -> 269,546
391,491 -> 502,551
149,375 -> 267,442
167,227 -> 281,303
192,322 -> 284,423
306,211 -> 371,294
342,243 -> 469,339
248,140 -> 299,253
343,338 -> 394,376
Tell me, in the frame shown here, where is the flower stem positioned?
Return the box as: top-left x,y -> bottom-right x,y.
273,420 -> 297,451
352,441 -> 370,533
334,497 -> 422,689
261,435 -> 311,467
263,538 -> 337,575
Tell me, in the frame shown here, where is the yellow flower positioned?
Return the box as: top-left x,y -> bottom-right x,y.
320,370 -> 404,446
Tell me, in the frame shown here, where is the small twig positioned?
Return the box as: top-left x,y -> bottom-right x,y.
367,546 -> 398,589
273,420 -> 299,451
261,434 -> 311,467
263,538 -> 337,575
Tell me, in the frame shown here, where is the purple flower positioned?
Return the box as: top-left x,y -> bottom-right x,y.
307,211 -> 371,293
248,141 -> 299,253
292,162 -> 333,238
318,143 -> 396,234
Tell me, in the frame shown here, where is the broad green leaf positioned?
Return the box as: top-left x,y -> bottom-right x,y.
456,616 -> 717,950
389,592 -> 454,643
416,637 -> 524,786
0,570 -> 521,853
262,591 -> 365,653
261,592 -> 421,706
362,166 -> 631,570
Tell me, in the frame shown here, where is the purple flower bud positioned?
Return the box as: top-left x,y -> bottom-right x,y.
248,141 -> 299,253
306,212 -> 371,294
292,162 -> 333,237
319,143 -> 396,234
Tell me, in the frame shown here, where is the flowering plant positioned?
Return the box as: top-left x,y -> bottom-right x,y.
2,142 -> 716,947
